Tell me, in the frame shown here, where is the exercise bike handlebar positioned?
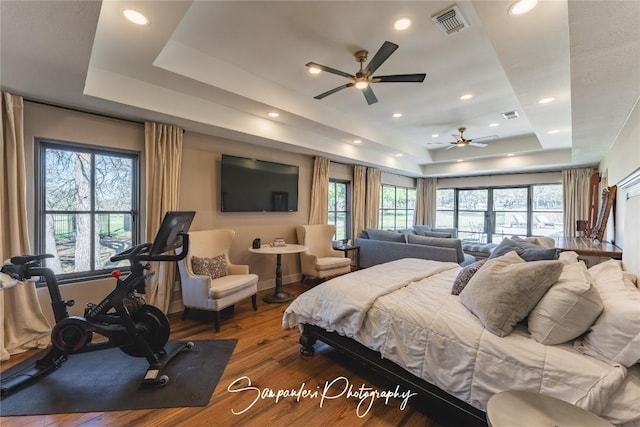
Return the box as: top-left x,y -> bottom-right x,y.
110,233 -> 190,264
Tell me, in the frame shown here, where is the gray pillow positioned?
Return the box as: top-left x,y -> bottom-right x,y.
407,234 -> 464,263
365,229 -> 406,243
412,225 -> 432,235
459,251 -> 563,337
490,238 -> 558,261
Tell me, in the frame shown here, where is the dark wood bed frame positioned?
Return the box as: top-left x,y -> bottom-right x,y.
300,323 -> 488,427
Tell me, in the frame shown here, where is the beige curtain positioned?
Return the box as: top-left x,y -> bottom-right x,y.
415,177 -> 437,226
145,122 -> 183,313
308,157 -> 329,224
1,92 -> 51,360
365,168 -> 381,229
351,165 -> 367,240
563,167 -> 593,238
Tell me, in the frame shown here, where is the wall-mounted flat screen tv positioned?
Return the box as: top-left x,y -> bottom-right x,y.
221,155 -> 299,212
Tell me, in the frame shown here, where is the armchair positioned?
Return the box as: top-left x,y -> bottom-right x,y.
295,224 -> 351,282
177,229 -> 258,332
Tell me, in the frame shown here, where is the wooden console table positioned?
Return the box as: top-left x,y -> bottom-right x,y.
553,237 -> 622,259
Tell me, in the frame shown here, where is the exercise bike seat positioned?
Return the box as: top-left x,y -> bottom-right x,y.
9,254 -> 53,265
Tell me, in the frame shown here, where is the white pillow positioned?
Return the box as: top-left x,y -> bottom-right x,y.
558,250 -> 580,265
528,261 -> 603,345
575,260 -> 640,367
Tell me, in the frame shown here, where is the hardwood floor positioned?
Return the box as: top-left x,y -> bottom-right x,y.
1,283 -> 444,427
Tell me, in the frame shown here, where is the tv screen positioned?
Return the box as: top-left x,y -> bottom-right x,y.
221,155 -> 299,212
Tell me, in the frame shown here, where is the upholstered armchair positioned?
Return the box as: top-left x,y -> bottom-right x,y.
295,224 -> 351,282
177,229 -> 258,332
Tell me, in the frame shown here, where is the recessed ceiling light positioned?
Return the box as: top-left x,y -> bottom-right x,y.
395,153 -> 403,157
431,133 -> 439,138
268,112 -> 279,118
353,139 -> 362,144
538,97 -> 555,104
507,153 -> 515,157
123,9 -> 148,25
460,94 -> 473,100
308,66 -> 321,74
392,113 -> 402,118
394,18 -> 411,31
456,159 -> 464,163
547,129 -> 560,134
509,0 -> 538,16
489,123 -> 499,127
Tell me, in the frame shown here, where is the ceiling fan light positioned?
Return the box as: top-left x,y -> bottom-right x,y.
355,80 -> 368,89
308,66 -> 321,74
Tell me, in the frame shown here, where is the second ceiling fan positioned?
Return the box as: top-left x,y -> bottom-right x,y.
306,41 -> 426,105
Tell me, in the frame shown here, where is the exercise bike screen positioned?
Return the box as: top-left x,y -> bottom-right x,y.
149,211 -> 196,255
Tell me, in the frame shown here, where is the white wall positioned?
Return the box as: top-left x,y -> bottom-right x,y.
598,98 -> 640,248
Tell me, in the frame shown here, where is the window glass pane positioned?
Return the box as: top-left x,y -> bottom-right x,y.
96,213 -> 132,269
328,182 -> 336,211
45,148 -> 91,211
493,188 -> 528,238
435,211 -> 454,228
396,188 -> 407,209
458,189 -> 488,210
382,186 -> 395,208
493,188 -> 528,211
95,154 -> 133,211
45,213 -> 91,274
335,212 -> 346,240
336,183 -> 346,210
407,189 -> 416,210
381,210 -> 396,230
437,189 -> 454,210
532,184 -> 563,237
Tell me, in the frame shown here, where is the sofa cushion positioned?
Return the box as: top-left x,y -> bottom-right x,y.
364,229 -> 406,243
431,227 -> 458,238
407,234 -> 464,263
459,251 -> 563,337
421,231 -> 452,238
490,237 -> 558,261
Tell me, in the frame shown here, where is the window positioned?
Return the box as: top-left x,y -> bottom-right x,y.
379,185 -> 416,231
435,183 -> 563,243
327,180 -> 350,240
36,140 -> 140,282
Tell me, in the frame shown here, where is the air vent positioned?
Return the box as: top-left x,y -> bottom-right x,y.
432,5 -> 469,36
502,110 -> 520,120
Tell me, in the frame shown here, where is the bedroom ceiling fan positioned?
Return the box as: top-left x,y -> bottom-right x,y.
306,41 -> 426,105
428,127 -> 498,150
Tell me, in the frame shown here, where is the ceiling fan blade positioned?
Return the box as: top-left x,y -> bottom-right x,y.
364,41 -> 398,75
470,135 -> 499,142
305,62 -> 355,79
372,74 -> 426,83
314,83 -> 354,100
362,85 -> 378,105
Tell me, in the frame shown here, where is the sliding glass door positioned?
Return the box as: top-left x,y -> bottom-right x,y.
457,189 -> 488,242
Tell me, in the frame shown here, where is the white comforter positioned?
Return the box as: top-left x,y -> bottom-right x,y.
283,258 -> 640,425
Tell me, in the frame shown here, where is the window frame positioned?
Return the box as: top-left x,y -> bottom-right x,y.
378,184 -> 417,231
327,179 -> 351,240
35,139 -> 141,284
436,183 -> 563,243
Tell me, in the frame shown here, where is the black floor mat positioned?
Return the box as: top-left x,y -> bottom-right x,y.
0,339 -> 236,416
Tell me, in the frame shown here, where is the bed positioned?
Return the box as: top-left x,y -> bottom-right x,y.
282,254 -> 640,427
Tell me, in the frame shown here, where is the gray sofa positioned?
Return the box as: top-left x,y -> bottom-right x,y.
355,228 -> 476,269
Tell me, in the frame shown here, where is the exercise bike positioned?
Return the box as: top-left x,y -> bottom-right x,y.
0,211 -> 196,396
